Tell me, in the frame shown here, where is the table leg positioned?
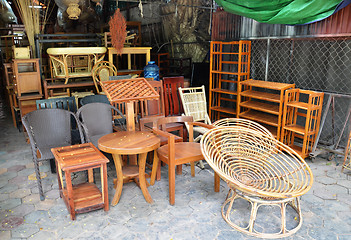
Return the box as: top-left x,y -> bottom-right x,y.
150,150 -> 159,186
139,152 -> 153,203
111,154 -> 124,206
101,163 -> 109,211
65,170 -> 76,220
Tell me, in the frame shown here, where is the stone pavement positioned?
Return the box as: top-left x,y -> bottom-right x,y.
0,100 -> 350,240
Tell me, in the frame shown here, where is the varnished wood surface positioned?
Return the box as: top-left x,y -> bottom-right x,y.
52,143 -> 109,220
100,78 -> 159,104
157,142 -> 203,165
98,131 -> 160,155
241,79 -> 295,90
52,143 -> 109,171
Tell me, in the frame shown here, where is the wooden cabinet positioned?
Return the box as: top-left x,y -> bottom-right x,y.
238,79 -> 295,139
281,89 -> 324,158
209,41 -> 251,121
13,58 -> 42,96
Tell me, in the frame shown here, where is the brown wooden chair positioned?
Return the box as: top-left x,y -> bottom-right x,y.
151,115 -> 220,205
162,76 -> 184,116
140,80 -> 184,139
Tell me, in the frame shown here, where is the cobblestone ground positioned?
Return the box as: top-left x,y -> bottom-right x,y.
0,98 -> 350,240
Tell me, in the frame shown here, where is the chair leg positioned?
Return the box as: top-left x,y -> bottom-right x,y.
50,159 -> 56,173
34,160 -> 45,201
168,162 -> 176,205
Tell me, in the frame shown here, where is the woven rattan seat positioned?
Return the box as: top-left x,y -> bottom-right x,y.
200,126 -> 313,238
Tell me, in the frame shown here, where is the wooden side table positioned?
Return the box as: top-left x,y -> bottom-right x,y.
51,143 -> 109,220
98,131 -> 160,206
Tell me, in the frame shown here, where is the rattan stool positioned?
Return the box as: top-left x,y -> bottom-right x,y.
201,126 -> 313,239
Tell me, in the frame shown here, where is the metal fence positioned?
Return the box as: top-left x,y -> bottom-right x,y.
249,37 -> 351,152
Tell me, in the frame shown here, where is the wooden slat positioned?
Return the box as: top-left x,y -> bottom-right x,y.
210,106 -> 236,115
240,90 -> 281,103
241,79 -> 295,90
284,124 -> 315,135
239,110 -> 278,127
240,100 -> 279,115
211,88 -> 237,95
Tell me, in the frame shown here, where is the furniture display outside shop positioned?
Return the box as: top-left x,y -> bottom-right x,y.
238,79 -> 295,139
281,89 -> 324,159
52,143 -> 109,220
47,47 -> 107,84
201,126 -> 313,238
98,131 -> 160,205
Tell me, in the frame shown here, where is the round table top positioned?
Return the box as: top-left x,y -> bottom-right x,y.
98,131 -> 160,155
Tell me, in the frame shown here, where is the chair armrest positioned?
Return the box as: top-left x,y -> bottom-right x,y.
189,122 -> 215,130
152,127 -> 177,140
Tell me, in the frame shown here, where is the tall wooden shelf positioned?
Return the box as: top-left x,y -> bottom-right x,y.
238,79 -> 295,139
209,41 -> 251,121
281,89 -> 324,159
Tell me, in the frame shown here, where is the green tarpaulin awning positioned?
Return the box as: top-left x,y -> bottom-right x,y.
215,0 -> 350,25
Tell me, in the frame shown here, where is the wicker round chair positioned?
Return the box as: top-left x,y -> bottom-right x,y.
200,126 -> 313,239
213,118 -> 274,137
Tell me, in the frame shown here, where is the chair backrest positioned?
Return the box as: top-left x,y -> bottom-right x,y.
22,109 -> 83,152
36,96 -> 77,112
80,94 -> 110,106
200,126 -> 313,199
178,85 -> 210,124
91,61 -> 117,93
213,118 -> 274,137
156,115 -> 193,132
76,103 -> 125,142
163,76 -> 184,116
140,80 -> 165,118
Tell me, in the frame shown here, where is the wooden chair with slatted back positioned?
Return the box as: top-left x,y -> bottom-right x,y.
163,76 -> 184,116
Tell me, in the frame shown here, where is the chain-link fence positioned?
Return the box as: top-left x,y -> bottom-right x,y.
249,37 -> 351,151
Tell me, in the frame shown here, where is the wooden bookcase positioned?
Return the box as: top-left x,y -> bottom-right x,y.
281,89 -> 324,158
238,79 -> 295,139
209,41 -> 251,121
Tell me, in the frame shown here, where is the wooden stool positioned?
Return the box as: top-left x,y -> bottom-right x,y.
51,143 -> 109,220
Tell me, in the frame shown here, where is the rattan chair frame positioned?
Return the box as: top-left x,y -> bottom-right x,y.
200,126 -> 313,238
91,61 -> 118,94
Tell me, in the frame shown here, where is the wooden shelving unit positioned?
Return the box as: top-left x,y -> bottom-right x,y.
281,89 -> 324,158
209,41 -> 251,121
238,79 -> 295,139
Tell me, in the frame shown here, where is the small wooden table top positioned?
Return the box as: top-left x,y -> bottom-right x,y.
98,131 -> 160,205
98,131 -> 160,155
52,143 -> 109,170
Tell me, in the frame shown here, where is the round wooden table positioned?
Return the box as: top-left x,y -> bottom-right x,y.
98,131 -> 160,205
